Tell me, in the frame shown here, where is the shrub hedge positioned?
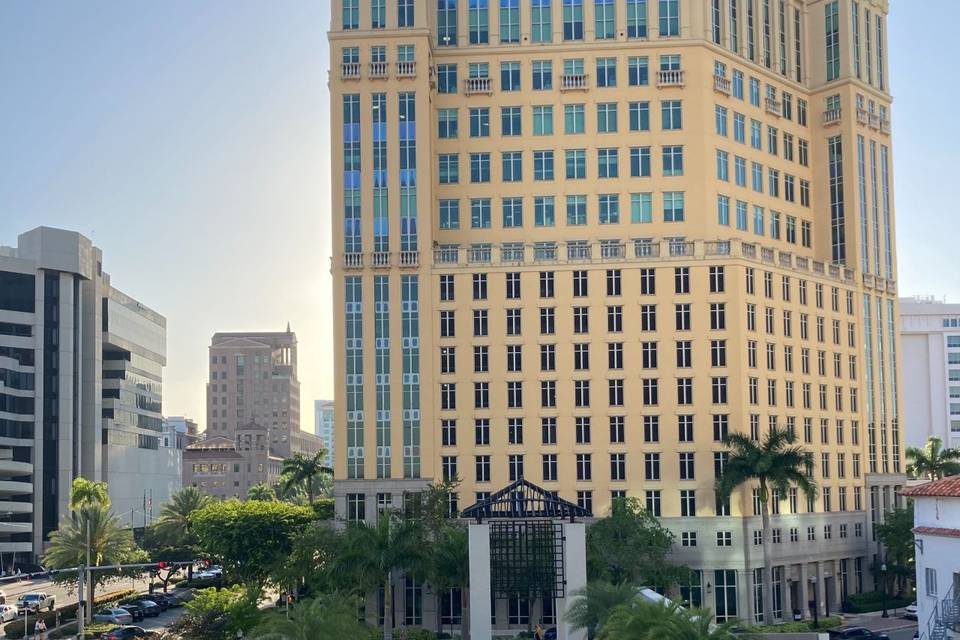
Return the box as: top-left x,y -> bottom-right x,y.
843,591 -> 913,613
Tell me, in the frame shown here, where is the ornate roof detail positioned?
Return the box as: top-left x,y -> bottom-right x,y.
460,478 -> 591,521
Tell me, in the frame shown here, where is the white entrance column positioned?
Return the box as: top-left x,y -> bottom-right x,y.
468,524 -> 492,640
558,522 -> 587,640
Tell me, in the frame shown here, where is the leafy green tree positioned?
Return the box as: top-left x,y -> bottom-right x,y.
69,478 -> 110,511
597,598 -> 740,640
190,499 -> 314,589
247,483 -> 276,501
907,436 -> 960,480
566,581 -> 638,639
170,584 -> 261,640
429,525 -> 470,637
586,497 -> 687,587
334,513 -> 425,640
281,452 -> 332,504
153,486 -> 214,548
249,593 -> 377,639
716,426 -> 816,625
43,502 -> 142,604
875,506 -> 915,596
276,522 -> 342,596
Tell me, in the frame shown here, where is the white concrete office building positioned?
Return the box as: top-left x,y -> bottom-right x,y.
314,400 -> 334,466
0,226 -> 177,561
900,298 -> 960,449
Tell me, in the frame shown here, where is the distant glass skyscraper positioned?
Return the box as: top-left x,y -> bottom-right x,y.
315,400 -> 335,466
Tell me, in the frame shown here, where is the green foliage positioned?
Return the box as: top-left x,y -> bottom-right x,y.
843,591 -> 913,613
249,592 -> 377,639
248,483 -> 277,501
715,426 -> 816,624
586,497 -> 687,587
171,585 -> 260,640
907,436 -> 960,479
596,598 -> 741,640
2,589 -> 136,639
874,506 -> 916,596
566,582 -> 639,639
276,522 -> 341,594
153,486 -> 215,548
190,499 -> 314,587
69,478 -> 111,511
741,616 -> 842,632
43,503 -> 143,600
312,497 -> 335,520
281,452 -> 332,503
392,629 -> 436,640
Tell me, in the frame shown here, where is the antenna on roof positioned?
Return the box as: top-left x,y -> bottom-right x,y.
286,321 -> 291,333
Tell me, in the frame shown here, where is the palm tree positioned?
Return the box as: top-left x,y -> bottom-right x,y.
69,478 -> 110,511
153,486 -> 214,547
907,436 -> 960,480
247,483 -> 276,501
716,426 -> 816,626
334,513 -> 424,640
281,451 -> 332,504
566,581 -> 639,639
248,592 -> 373,639
43,503 -> 138,605
430,525 -> 470,638
597,598 -> 740,640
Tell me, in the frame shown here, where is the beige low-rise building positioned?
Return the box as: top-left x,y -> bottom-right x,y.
183,422 -> 284,500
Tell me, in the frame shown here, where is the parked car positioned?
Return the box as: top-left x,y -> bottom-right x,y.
827,627 -> 891,640
120,602 -> 145,622
92,607 -> 134,625
904,601 -> 918,620
0,604 -> 18,622
148,593 -> 174,610
0,589 -> 7,605
102,627 -> 151,639
129,598 -> 161,617
15,592 -> 55,612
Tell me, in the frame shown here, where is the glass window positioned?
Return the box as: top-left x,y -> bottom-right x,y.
563,0 -> 584,40
531,0 -> 552,42
627,0 -> 648,37
468,0 -> 489,43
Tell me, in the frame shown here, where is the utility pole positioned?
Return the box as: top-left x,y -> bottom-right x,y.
77,565 -> 85,637
85,520 -> 92,623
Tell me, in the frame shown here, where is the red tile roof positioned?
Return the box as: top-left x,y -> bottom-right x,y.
913,526 -> 960,539
901,476 -> 960,497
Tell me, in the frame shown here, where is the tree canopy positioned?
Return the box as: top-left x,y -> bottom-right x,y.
907,436 -> 960,480
190,499 -> 314,587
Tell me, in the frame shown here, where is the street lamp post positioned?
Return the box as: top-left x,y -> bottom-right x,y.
809,576 -> 819,628
881,563 -> 889,618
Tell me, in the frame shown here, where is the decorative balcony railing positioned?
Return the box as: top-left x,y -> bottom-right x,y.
868,113 -> 881,130
344,253 -> 363,269
428,240 -> 871,288
823,109 -> 842,126
341,62 -> 361,80
713,74 -> 731,95
560,73 -> 589,91
464,77 -> 493,95
399,250 -> 419,267
396,61 -> 416,77
372,251 -> 391,268
856,108 -> 870,125
656,69 -> 684,87
369,61 -> 388,79
880,119 -> 891,135
765,97 -> 782,116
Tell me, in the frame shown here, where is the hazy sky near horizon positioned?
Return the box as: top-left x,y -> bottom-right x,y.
1,1 -> 958,432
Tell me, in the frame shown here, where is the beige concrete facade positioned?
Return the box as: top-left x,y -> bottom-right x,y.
329,0 -> 903,627
195,330 -> 324,496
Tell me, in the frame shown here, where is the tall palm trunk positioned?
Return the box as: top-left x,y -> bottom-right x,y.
383,570 -> 392,640
759,479 -> 775,625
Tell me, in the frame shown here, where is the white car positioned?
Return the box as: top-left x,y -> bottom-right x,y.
904,601 -> 918,620
0,604 -> 18,622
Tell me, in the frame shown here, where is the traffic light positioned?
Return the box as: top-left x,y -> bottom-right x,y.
158,561 -> 167,569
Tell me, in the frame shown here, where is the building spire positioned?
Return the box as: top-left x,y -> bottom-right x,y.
286,321 -> 291,333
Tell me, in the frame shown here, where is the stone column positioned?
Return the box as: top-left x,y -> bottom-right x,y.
799,563 -> 811,619
783,565 -> 794,621
468,524 -> 492,640
559,522 -> 587,640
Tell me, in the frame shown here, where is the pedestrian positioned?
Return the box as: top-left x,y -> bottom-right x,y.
33,617 -> 46,639
534,622 -> 544,640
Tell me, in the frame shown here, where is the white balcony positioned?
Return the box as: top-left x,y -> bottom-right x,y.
464,77 -> 492,95
560,73 -> 589,91
399,250 -> 419,267
856,108 -> 870,125
340,62 -> 361,80
343,253 -> 363,269
396,61 -> 416,78
713,74 -> 731,95
656,69 -> 684,87
765,97 -> 782,116
369,61 -> 389,79
372,252 -> 391,268
880,119 -> 891,135
868,113 -> 881,130
823,109 -> 842,126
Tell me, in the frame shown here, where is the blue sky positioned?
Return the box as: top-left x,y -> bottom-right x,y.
0,0 -> 956,429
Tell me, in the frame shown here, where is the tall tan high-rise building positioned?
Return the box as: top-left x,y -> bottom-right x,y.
330,0 -> 903,627
187,330 -> 324,497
